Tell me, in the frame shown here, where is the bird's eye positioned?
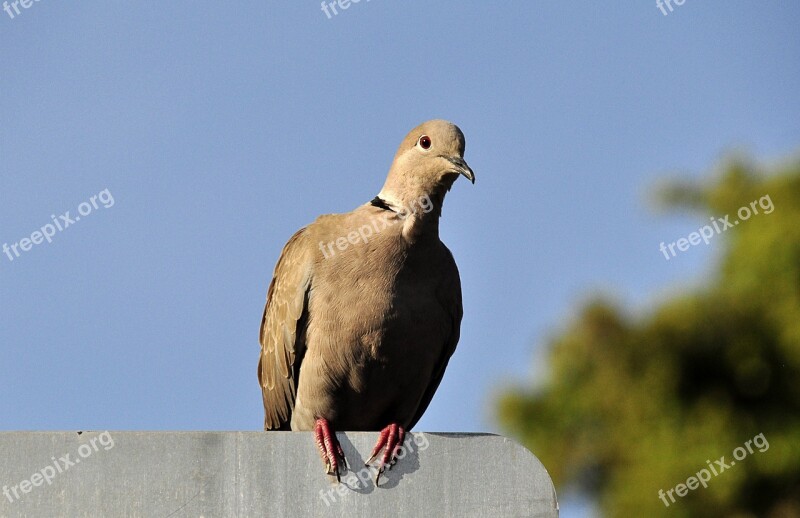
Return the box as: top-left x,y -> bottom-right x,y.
418,135 -> 432,150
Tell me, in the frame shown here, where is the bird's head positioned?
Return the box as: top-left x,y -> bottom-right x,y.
379,120 -> 475,211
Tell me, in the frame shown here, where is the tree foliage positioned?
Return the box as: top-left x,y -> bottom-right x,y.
497,156 -> 800,517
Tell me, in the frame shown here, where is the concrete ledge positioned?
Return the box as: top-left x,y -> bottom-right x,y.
0,432 -> 558,517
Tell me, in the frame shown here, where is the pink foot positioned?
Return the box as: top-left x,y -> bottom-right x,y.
365,423 -> 406,485
314,418 -> 347,481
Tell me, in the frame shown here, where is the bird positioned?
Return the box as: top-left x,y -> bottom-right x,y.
257,119 -> 474,483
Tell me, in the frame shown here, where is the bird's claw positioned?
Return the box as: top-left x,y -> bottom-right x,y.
314,418 -> 347,482
365,423 -> 406,485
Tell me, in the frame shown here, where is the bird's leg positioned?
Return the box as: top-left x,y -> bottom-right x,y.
365,423 -> 406,485
313,418 -> 347,481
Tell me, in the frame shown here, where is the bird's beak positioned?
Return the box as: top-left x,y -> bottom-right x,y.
445,156 -> 475,184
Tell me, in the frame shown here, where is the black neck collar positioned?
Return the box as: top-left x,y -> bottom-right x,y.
370,196 -> 396,213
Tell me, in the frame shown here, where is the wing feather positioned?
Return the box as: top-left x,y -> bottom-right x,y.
257,228 -> 313,430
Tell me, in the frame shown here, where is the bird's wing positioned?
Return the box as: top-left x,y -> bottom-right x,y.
258,227 -> 314,430
407,246 -> 463,429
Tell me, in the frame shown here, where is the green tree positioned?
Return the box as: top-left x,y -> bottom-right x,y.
497,156 -> 800,517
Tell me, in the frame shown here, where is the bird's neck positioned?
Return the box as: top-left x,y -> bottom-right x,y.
373,187 -> 447,241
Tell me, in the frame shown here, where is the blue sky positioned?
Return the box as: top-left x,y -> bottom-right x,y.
1,2 -> 798,515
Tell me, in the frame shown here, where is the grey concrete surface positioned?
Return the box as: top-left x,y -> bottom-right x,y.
0,432 -> 558,518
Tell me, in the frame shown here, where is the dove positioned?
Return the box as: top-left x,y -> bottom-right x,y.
258,119 -> 474,483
